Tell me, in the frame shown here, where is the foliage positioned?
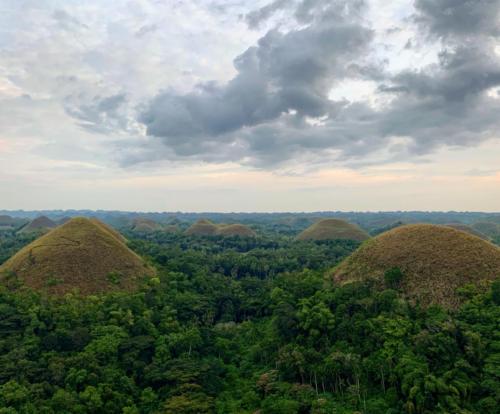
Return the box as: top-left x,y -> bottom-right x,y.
0,227 -> 499,413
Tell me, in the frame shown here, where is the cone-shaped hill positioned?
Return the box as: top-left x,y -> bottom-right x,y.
130,218 -> 163,233
18,216 -> 57,233
0,217 -> 153,296
90,218 -> 127,243
185,219 -> 256,237
185,219 -> 219,236
217,224 -> 256,237
296,219 -> 369,242
333,224 -> 500,308
445,223 -> 490,240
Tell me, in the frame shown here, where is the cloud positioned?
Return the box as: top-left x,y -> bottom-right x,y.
131,0 -> 500,170
414,0 -> 500,38
137,0 -> 374,166
245,0 -> 291,28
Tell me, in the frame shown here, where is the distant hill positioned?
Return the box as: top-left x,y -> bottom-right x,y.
333,224 -> 500,308
185,219 -> 256,237
0,217 -> 153,296
18,216 -> 57,233
296,219 -> 369,242
130,218 -> 163,232
445,223 -> 490,240
472,222 -> 500,239
216,224 -> 256,237
0,215 -> 28,231
56,216 -> 71,225
185,219 -> 219,236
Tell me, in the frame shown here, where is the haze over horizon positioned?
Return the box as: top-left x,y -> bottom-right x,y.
1,0 -> 500,211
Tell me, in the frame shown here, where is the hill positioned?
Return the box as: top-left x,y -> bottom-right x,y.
445,223 -> 490,240
0,217 -> 153,295
333,224 -> 500,308
18,216 -> 57,233
185,220 -> 256,237
0,215 -> 27,231
216,224 -> 256,237
185,219 -> 219,236
296,218 -> 369,242
472,222 -> 500,240
90,218 -> 127,243
130,218 -> 163,232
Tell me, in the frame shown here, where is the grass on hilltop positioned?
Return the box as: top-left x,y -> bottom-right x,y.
333,224 -> 500,308
296,218 -> 370,242
0,217 -> 153,296
18,216 -> 57,233
185,219 -> 256,237
445,223 -> 490,240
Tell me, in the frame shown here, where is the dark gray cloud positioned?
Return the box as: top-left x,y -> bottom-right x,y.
414,0 -> 500,38
245,0 -> 291,28
139,1 -> 373,160
128,0 -> 500,169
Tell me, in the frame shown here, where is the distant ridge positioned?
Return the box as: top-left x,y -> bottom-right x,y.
185,219 -> 256,237
1,217 -> 153,296
296,218 -> 369,242
333,224 -> 500,308
18,216 -> 57,233
445,223 -> 490,240
216,224 -> 256,237
130,218 -> 163,233
185,219 -> 219,236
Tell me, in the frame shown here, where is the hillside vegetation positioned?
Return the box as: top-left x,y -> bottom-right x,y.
0,217 -> 153,295
185,219 -> 256,237
296,218 -> 369,242
18,216 -> 57,233
333,224 -> 500,308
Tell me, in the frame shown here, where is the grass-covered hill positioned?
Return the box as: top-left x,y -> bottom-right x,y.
185,219 -> 219,236
185,219 -> 256,237
215,224 -> 256,237
18,216 -> 57,233
445,223 -> 490,240
333,224 -> 500,308
296,218 -> 369,242
130,218 -> 163,233
0,217 -> 153,296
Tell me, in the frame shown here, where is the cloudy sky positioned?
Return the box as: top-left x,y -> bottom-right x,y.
1,0 -> 499,212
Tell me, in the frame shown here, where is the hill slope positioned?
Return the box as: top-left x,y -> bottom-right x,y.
185,219 -> 219,236
130,218 -> 163,233
18,216 -> 57,233
445,223 -> 490,240
216,224 -> 256,237
333,224 -> 500,308
296,218 -> 369,242
185,220 -> 256,237
0,217 -> 153,295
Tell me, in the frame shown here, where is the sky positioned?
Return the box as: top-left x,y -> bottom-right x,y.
0,0 -> 499,212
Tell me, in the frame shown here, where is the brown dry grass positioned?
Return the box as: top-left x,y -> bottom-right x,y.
333,224 -> 500,308
18,216 -> 57,233
0,217 -> 154,296
296,218 -> 369,242
185,219 -> 219,236
216,224 -> 256,237
131,218 -> 163,233
185,220 -> 256,237
445,223 -> 489,240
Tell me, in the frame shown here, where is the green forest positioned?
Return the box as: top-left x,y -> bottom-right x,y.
0,227 -> 499,413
